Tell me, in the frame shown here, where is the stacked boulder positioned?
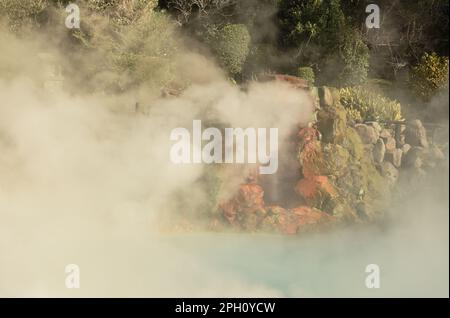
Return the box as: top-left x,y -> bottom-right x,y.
300,87 -> 387,222
352,118 -> 447,187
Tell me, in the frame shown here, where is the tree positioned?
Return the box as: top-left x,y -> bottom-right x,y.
278,0 -> 368,86
322,28 -> 370,87
278,0 -> 346,52
207,23 -> 250,76
297,66 -> 315,85
409,52 -> 449,101
159,0 -> 237,27
0,0 -> 50,32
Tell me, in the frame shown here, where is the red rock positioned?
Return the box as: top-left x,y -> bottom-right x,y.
295,175 -> 335,199
264,205 -> 333,235
219,183 -> 266,229
259,74 -> 310,90
298,141 -> 323,178
277,212 -> 300,235
266,205 -> 286,215
219,200 -> 237,224
298,127 -> 320,145
297,127 -> 325,178
236,184 -> 265,211
291,206 -> 333,226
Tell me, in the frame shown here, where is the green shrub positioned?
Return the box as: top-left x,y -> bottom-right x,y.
278,0 -> 345,48
340,86 -> 403,123
0,0 -> 49,32
0,0 -> 177,92
337,29 -> 369,86
297,66 -> 315,85
86,0 -> 158,26
278,0 -> 368,87
66,4 -> 178,92
409,52 -> 449,101
323,29 -> 369,87
208,23 -> 251,76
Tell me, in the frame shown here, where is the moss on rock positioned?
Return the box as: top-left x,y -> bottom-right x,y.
316,92 -> 348,144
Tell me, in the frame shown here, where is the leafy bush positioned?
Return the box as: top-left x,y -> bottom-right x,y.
322,28 -> 369,87
0,0 -> 177,93
278,0 -> 368,86
409,52 -> 449,101
337,29 -> 369,86
0,0 -> 49,32
340,86 -> 403,123
297,66 -> 315,85
207,23 -> 251,76
73,8 -> 178,92
86,0 -> 158,26
278,0 -> 345,48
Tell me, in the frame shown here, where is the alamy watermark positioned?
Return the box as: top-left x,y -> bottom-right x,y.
65,264 -> 80,289
63,3 -> 379,31
365,264 -> 380,289
65,3 -> 80,29
366,4 -> 381,29
170,120 -> 279,175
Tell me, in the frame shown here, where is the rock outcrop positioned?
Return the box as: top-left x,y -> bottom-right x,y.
405,119 -> 429,148
204,78 -> 446,235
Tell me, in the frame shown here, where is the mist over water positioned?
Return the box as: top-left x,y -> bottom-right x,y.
1,152 -> 447,297
1,183 -> 448,297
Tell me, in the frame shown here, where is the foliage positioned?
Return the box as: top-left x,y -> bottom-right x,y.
58,1 -> 178,92
340,86 -> 403,123
207,23 -> 250,76
278,0 -> 345,48
297,66 -> 315,85
1,0 -> 448,100
365,0 -> 449,79
409,52 -> 449,101
278,0 -> 368,86
325,30 -> 369,87
86,0 -> 158,26
0,0 -> 49,32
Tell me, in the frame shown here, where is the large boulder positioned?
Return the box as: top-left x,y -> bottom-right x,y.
367,121 -> 382,134
322,144 -> 351,177
386,148 -> 403,168
296,176 -> 336,202
384,136 -> 397,152
316,88 -> 350,144
219,183 -> 266,230
373,138 -> 386,164
355,124 -> 379,144
405,120 -> 429,148
381,161 -> 399,185
319,86 -> 334,108
402,144 -> 412,156
403,146 -> 427,169
379,128 -> 392,139
317,106 -> 348,143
